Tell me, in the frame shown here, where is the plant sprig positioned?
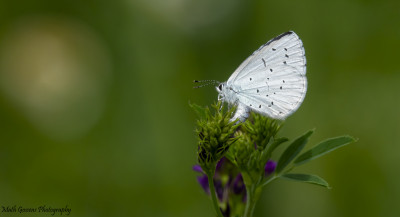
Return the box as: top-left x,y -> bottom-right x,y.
191,102 -> 357,217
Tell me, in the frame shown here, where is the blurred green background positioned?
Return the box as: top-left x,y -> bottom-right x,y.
0,0 -> 399,216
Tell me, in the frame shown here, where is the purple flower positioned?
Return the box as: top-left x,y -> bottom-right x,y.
196,174 -> 209,193
192,165 -> 204,173
265,160 -> 277,175
214,179 -> 224,201
232,174 -> 245,194
193,164 -> 226,202
193,158 -> 231,202
216,157 -> 226,171
194,158 -> 249,206
232,173 -> 247,203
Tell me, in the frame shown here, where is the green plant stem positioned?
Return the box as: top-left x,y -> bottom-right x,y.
243,175 -> 279,217
261,174 -> 279,187
207,172 -> 224,217
243,184 -> 262,217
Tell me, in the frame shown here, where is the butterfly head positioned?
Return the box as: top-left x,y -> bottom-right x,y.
215,82 -> 222,98
216,83 -> 223,92
216,82 -> 229,101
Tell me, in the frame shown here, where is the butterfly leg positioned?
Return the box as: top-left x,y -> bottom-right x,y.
230,103 -> 250,123
219,101 -> 223,111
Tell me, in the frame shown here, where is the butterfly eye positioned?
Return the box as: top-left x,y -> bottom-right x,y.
218,84 -> 223,91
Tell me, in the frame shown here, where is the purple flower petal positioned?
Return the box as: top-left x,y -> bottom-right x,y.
192,165 -> 204,173
196,175 -> 209,193
265,160 -> 277,175
214,179 -> 224,201
232,174 -> 245,194
216,157 -> 226,171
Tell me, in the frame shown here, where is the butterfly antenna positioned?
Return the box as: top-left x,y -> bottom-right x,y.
193,80 -> 220,88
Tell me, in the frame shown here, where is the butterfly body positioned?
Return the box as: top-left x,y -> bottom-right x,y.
216,31 -> 307,122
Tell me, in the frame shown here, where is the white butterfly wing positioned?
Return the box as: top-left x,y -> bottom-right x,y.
227,31 -> 307,119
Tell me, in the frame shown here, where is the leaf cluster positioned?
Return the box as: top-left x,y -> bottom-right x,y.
226,113 -> 287,184
192,102 -> 240,172
191,102 -> 357,217
191,101 -> 357,188
274,130 -> 357,188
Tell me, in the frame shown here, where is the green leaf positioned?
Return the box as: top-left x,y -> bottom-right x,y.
189,102 -> 207,119
260,137 -> 288,165
266,137 -> 289,157
281,173 -> 330,188
294,135 -> 357,166
224,150 -> 237,166
276,129 -> 314,173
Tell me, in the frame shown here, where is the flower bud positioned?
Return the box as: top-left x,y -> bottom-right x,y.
265,160 -> 277,176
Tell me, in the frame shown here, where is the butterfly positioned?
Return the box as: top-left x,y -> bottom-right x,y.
195,31 -> 307,122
